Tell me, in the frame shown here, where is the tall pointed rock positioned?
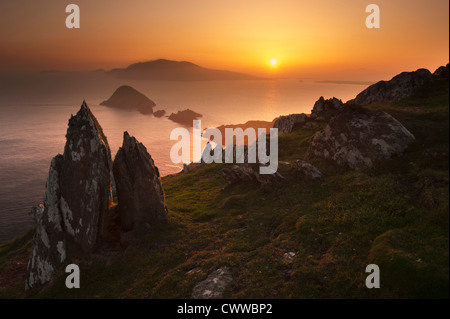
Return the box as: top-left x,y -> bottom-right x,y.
113,132 -> 168,232
26,101 -> 113,290
59,101 -> 113,251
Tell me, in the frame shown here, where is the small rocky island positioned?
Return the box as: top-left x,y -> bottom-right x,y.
153,110 -> 166,118
100,85 -> 156,114
168,109 -> 202,126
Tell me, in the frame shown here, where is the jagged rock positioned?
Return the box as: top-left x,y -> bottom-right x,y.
307,106 -> 415,169
310,97 -> 344,119
273,113 -> 307,134
26,101 -> 113,289
100,85 -> 156,114
191,267 -> 233,299
221,164 -> 283,185
26,156 -> 65,290
291,160 -> 322,180
59,101 -> 113,252
113,132 -> 168,232
349,69 -> 433,106
433,64 -> 449,78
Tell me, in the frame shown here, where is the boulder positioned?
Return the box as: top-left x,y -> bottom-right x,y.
221,164 -> 283,185
26,101 -> 113,289
307,106 -> 415,169
113,132 -> 168,232
291,160 -> 322,180
191,267 -> 233,299
349,69 -> 433,106
221,165 -> 255,184
310,97 -> 344,119
273,113 -> 307,134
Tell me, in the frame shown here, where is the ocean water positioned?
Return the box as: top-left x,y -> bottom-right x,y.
0,79 -> 366,243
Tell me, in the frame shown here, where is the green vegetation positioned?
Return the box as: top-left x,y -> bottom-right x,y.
0,79 -> 448,299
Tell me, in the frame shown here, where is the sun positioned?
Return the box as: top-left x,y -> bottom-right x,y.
270,58 -> 278,67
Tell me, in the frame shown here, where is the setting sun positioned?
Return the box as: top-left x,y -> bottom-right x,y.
270,58 -> 278,67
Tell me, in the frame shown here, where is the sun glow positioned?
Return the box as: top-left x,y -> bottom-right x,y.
270,58 -> 278,67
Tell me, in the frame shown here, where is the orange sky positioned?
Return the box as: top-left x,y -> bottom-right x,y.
0,0 -> 448,80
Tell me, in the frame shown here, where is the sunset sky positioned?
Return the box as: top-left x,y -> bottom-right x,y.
0,0 -> 448,80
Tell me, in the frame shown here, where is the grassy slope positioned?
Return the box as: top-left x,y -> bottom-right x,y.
0,79 -> 448,299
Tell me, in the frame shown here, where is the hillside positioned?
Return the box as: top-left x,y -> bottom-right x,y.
0,77 -> 448,299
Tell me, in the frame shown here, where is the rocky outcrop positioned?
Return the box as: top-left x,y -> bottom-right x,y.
25,157 -> 65,290
153,110 -> 166,118
433,64 -> 449,78
100,85 -> 156,114
273,113 -> 307,134
221,165 -> 255,184
307,106 -> 415,169
349,69 -> 433,106
221,164 -> 283,185
26,101 -> 113,289
191,267 -> 233,299
113,132 -> 168,232
291,160 -> 322,180
168,109 -> 202,126
310,97 -> 344,119
59,101 -> 113,251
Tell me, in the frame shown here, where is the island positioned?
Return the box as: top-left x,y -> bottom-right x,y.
100,85 -> 156,114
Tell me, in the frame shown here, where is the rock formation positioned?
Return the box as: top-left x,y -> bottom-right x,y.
291,160 -> 322,180
26,158 -> 65,290
310,97 -> 344,119
100,85 -> 156,114
153,110 -> 166,118
59,101 -> 113,251
349,69 -> 433,106
113,132 -> 168,232
221,164 -> 283,185
433,64 -> 449,79
26,101 -> 113,289
307,106 -> 415,169
191,267 -> 233,299
168,109 -> 202,126
273,113 -> 307,134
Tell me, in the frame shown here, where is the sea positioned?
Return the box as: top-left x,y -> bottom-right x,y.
0,79 -> 367,243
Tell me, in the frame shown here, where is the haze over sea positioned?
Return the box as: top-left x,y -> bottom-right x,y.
0,79 -> 367,243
